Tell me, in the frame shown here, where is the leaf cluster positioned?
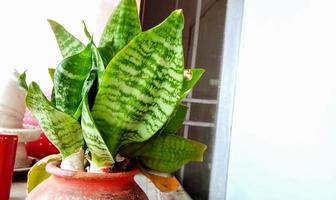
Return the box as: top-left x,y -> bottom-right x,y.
24,0 -> 206,173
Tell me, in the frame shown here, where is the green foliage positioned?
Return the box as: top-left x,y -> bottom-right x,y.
27,154 -> 62,193
91,10 -> 185,155
26,82 -> 84,158
139,134 -> 206,172
54,43 -> 94,117
26,0 -> 206,173
162,104 -> 188,134
81,94 -> 114,167
99,0 -> 141,66
18,70 -> 28,90
48,19 -> 85,58
181,68 -> 205,100
120,134 -> 207,173
92,46 -> 105,87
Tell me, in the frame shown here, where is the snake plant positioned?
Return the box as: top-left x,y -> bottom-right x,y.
23,0 -> 206,191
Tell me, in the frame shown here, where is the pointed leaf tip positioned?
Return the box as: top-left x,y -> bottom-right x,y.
173,9 -> 183,15
81,20 -> 92,40
18,70 -> 28,91
48,19 -> 85,58
156,9 -> 184,32
171,9 -> 184,22
47,19 -> 55,24
99,0 -> 141,55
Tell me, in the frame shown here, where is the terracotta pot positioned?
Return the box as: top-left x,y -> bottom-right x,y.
27,162 -> 148,200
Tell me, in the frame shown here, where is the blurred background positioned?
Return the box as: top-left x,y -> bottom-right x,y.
0,0 -> 125,91
227,0 -> 336,200
2,0 -> 336,200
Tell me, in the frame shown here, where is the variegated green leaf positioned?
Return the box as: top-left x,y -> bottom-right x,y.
92,46 -> 105,87
92,10 -> 185,155
81,20 -> 92,41
98,43 -> 116,67
158,69 -> 203,134
81,66 -> 97,97
78,21 -> 104,88
48,68 -> 56,106
26,82 -> 84,158
18,70 -> 28,91
121,134 -> 207,173
119,142 -> 145,158
81,94 -> 114,168
161,104 -> 188,134
139,135 -> 206,172
99,0 -> 141,65
54,43 -> 93,116
181,68 -> 205,100
48,19 -> 85,58
72,64 -> 98,119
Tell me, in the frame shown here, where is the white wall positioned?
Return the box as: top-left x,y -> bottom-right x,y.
227,0 -> 336,200
0,0 -> 119,91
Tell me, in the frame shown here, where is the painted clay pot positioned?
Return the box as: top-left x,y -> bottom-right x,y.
27,162 -> 148,200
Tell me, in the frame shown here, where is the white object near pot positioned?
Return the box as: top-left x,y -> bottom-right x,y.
0,70 -> 41,169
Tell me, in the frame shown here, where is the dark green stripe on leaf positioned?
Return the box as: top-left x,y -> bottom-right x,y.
48,68 -> 56,106
26,82 -> 84,158
98,43 -> 116,67
92,10 -> 185,155
82,94 -> 114,168
48,19 -> 85,58
161,104 -> 188,134
99,0 -> 141,65
54,43 -> 93,117
92,46 -> 105,87
120,134 -> 207,173
139,135 -> 206,172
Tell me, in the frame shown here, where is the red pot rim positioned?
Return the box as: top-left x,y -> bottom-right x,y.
46,161 -> 140,181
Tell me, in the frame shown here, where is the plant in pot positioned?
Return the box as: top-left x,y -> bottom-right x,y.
21,0 -> 207,199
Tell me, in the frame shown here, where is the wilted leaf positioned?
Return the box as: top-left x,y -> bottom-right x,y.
27,154 -> 61,193
141,169 -> 180,192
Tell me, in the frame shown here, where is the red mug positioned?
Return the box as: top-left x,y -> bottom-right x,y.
0,133 -> 18,200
